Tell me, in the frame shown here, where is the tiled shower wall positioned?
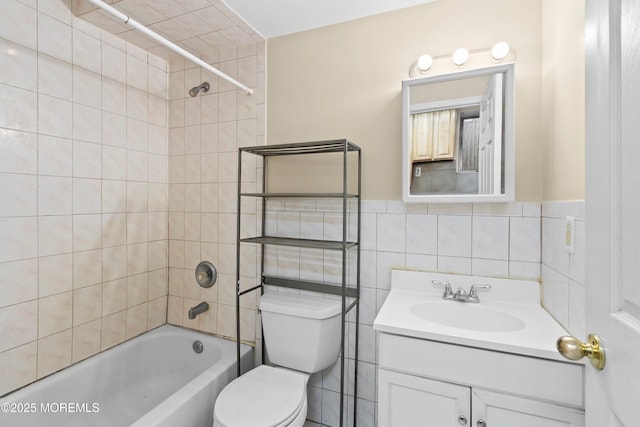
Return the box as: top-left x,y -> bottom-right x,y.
266,199 -> 543,426
165,43 -> 265,343
0,0 -> 169,396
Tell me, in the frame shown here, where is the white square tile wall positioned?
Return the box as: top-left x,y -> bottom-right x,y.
165,36 -> 266,345
0,0 -> 169,396
264,199 -> 544,426
541,201 -> 586,338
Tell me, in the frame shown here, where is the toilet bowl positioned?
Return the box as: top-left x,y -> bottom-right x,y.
213,366 -> 308,427
213,292 -> 343,427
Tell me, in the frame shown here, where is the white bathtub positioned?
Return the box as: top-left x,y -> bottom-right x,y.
0,325 -> 253,427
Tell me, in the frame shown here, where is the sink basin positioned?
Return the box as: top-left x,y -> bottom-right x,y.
409,301 -> 526,332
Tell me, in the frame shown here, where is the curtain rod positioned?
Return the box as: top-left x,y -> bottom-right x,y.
86,0 -> 254,95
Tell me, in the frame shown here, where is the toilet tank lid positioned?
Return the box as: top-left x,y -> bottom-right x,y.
259,292 -> 342,319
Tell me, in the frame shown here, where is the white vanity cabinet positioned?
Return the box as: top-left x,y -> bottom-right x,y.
377,333 -> 585,427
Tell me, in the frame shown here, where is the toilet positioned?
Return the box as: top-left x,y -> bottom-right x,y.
213,292 -> 343,427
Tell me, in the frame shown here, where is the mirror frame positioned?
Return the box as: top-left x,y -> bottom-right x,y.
402,63 -> 515,203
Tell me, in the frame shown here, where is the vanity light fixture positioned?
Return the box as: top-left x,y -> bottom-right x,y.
408,54 -> 434,77
451,48 -> 469,66
417,54 -> 433,72
408,42 -> 514,77
491,42 -> 510,62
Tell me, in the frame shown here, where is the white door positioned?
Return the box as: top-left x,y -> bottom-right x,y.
478,73 -> 503,194
585,0 -> 640,425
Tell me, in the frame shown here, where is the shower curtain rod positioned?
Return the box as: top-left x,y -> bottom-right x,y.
86,0 -> 254,95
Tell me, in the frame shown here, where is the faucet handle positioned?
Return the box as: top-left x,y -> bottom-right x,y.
468,284 -> 492,298
432,280 -> 454,299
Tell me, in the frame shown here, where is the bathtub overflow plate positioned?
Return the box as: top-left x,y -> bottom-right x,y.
193,340 -> 204,354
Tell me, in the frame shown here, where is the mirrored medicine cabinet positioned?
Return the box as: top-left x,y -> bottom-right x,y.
402,63 -> 515,203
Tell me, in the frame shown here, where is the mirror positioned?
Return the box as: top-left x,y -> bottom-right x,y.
402,64 -> 515,203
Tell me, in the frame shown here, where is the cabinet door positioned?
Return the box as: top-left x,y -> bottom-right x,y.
431,109 -> 457,160
411,112 -> 434,161
472,389 -> 584,427
411,110 -> 457,162
378,369 -> 471,427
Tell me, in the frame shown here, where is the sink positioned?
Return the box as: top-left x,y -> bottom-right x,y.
373,270 -> 573,361
409,301 -> 526,332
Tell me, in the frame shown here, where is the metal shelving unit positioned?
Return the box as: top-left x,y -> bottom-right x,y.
236,139 -> 361,427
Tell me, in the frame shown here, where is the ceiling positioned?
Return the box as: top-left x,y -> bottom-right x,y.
74,0 -> 436,60
223,0 -> 438,38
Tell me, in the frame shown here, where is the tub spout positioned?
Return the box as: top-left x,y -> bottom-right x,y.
188,302 -> 209,319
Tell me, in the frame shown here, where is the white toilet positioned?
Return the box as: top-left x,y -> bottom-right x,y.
213,292 -> 343,427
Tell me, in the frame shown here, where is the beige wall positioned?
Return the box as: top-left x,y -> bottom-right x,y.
267,0 -> 544,200
542,0 -> 585,200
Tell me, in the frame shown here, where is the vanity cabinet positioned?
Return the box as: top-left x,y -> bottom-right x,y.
411,109 -> 457,162
377,333 -> 585,427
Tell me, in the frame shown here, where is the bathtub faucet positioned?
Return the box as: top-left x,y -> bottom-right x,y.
188,302 -> 209,319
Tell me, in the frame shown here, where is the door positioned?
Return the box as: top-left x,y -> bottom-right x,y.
472,389 -> 584,427
478,73 -> 503,194
377,369 -> 470,427
585,0 -> 640,425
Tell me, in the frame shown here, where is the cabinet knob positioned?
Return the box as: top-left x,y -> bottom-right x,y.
457,415 -> 468,425
477,420 -> 486,427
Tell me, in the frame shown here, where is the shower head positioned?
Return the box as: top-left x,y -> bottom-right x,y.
188,82 -> 210,97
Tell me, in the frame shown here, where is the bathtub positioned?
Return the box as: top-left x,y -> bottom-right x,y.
0,325 -> 253,427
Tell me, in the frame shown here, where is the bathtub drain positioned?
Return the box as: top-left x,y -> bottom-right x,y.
193,340 -> 204,354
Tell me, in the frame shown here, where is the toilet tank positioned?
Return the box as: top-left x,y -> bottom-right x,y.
259,292 -> 343,373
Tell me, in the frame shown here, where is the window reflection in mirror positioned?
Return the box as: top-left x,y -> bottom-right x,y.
402,64 -> 514,203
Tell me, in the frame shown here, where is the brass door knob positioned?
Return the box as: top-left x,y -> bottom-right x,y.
556,334 -> 606,370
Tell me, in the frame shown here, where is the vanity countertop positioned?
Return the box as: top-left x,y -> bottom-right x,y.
373,269 -> 580,363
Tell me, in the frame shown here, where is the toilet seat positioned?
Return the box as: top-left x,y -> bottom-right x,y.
213,365 -> 308,427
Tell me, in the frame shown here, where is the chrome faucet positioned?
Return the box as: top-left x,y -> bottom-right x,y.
465,284 -> 492,302
432,281 -> 491,303
188,302 -> 209,319
432,280 -> 455,300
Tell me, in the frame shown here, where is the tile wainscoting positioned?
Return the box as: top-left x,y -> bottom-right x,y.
541,200 -> 586,338
263,198 -> 586,426
263,199 -> 544,426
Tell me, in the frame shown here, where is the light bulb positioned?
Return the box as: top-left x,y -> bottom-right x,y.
491,42 -> 510,61
417,54 -> 433,72
452,48 -> 469,66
